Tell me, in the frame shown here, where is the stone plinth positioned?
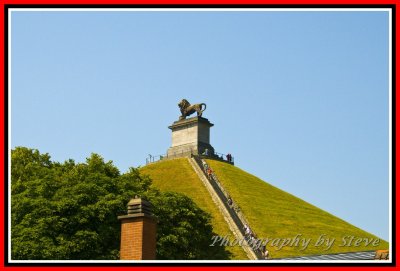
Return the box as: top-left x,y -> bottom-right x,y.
167,117 -> 215,158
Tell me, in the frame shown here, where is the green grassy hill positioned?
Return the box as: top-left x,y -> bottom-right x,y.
141,158 -> 388,259
206,159 -> 388,258
140,158 -> 248,260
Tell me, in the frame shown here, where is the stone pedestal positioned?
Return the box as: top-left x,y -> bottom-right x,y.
167,117 -> 215,158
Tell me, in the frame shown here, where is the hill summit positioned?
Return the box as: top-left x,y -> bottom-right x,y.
141,158 -> 388,260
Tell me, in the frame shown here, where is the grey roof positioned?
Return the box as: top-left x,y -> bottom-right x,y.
274,250 -> 377,260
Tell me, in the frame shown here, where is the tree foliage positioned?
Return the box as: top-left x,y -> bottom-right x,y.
11,147 -> 230,260
150,192 -> 230,260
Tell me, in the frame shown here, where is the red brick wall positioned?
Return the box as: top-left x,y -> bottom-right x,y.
120,216 -> 156,260
142,217 -> 157,260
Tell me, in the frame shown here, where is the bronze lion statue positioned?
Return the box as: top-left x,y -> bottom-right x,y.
178,99 -> 206,120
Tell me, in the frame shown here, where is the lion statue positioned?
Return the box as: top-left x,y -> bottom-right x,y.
178,99 -> 206,120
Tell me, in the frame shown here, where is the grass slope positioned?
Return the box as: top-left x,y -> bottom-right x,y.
140,158 -> 248,260
206,159 -> 388,258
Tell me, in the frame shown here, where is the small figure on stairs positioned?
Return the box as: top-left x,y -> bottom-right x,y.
207,167 -> 213,180
202,160 -> 208,171
262,245 -> 270,260
227,196 -> 233,207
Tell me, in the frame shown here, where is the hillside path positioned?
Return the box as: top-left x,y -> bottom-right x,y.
188,157 -> 259,260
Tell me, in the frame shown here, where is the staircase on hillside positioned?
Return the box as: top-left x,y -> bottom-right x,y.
189,156 -> 264,260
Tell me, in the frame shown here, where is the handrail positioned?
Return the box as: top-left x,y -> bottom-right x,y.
200,151 -> 234,164
145,154 -> 165,164
145,149 -> 195,164
146,150 -> 235,165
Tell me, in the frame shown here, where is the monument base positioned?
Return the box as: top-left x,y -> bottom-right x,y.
166,116 -> 215,159
167,142 -> 215,158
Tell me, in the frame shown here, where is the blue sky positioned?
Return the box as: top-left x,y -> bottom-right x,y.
11,9 -> 390,241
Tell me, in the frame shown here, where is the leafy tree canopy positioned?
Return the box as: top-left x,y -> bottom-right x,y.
11,147 -> 231,260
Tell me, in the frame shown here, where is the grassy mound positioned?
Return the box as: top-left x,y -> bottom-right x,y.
205,159 -> 389,258
140,158 -> 248,260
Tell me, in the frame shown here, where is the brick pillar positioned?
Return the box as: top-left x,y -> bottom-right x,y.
118,197 -> 157,260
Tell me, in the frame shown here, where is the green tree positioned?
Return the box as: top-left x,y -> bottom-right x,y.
150,191 -> 230,260
11,147 -> 230,260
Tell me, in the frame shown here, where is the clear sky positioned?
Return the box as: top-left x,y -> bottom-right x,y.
10,9 -> 390,241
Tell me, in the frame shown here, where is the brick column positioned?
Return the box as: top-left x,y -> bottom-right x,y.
118,197 -> 157,260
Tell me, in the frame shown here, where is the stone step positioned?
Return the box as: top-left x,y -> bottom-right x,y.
188,157 -> 259,260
